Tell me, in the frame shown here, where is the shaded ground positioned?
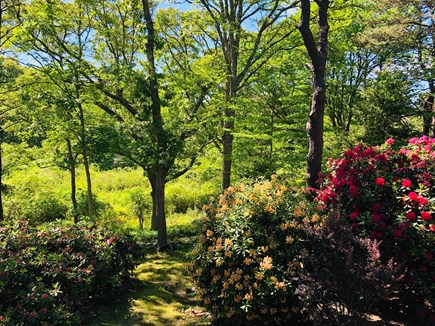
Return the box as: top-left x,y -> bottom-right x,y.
83,249 -> 426,326
82,250 -> 208,326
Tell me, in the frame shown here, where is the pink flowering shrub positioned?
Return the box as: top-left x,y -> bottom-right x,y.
316,136 -> 435,308
0,221 -> 143,324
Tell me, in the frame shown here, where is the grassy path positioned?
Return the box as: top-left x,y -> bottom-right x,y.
85,250 -> 208,326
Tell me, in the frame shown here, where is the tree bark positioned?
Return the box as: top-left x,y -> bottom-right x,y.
423,80 -> 434,136
142,0 -> 168,250
66,139 -> 78,223
75,85 -> 94,216
298,0 -> 329,189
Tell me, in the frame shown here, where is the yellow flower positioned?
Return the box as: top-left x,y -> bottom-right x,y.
224,270 -> 231,278
201,215 -> 209,223
311,213 -> 320,223
264,203 -> 275,213
260,256 -> 273,270
286,235 -> 294,244
293,206 -> 305,217
218,194 -> 226,205
255,272 -> 264,281
244,293 -> 253,301
206,229 -> 214,237
235,283 -> 243,290
234,295 -> 243,303
224,238 -> 232,247
216,258 -> 223,267
225,251 -> 232,257
261,246 -> 269,253
243,257 -> 252,265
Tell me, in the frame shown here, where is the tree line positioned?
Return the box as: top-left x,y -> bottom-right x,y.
0,0 -> 434,249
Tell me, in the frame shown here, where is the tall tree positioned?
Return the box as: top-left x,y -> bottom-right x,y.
297,0 -> 330,188
198,0 -> 297,190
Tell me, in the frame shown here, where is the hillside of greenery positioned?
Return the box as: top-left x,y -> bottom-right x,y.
1,0 -> 435,325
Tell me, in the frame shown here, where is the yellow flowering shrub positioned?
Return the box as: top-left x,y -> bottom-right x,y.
189,178 -> 320,325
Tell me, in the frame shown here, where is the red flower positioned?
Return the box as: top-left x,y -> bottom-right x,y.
372,203 -> 382,212
392,229 -> 403,238
418,197 -> 428,206
408,192 -> 419,201
430,224 -> 435,232
406,211 -> 416,220
386,138 -> 395,145
350,211 -> 359,221
402,179 -> 412,188
349,185 -> 359,197
376,177 -> 385,186
421,211 -> 432,221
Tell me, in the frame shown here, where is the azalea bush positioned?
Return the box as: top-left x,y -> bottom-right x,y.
190,178 -> 397,324
0,222 -> 143,324
316,136 -> 435,309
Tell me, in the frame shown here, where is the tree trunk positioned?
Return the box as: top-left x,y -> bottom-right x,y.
75,85 -> 94,216
142,0 -> 168,250
306,68 -> 326,187
66,139 -> 78,223
221,73 -> 237,190
149,183 -> 157,231
298,0 -> 329,189
423,80 -> 434,136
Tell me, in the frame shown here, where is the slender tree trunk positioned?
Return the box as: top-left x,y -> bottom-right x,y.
221,71 -> 237,190
75,85 -> 94,216
423,80 -> 434,136
154,167 -> 167,249
298,0 -> 329,189
66,139 -> 78,223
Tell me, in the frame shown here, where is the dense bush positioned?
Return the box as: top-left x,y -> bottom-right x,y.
316,136 -> 435,311
0,222 -> 143,325
190,178 -> 396,325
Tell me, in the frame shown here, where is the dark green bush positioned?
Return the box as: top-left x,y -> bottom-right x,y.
17,193 -> 68,223
0,221 -> 143,325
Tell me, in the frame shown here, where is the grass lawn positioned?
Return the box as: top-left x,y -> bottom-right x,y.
83,249 -> 209,326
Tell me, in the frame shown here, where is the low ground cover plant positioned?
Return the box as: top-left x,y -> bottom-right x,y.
0,222 -> 143,325
316,136 -> 435,320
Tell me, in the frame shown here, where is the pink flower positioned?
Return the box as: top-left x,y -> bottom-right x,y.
386,138 -> 395,145
408,192 -> 419,201
430,225 -> 435,232
406,211 -> 416,220
421,211 -> 432,221
402,179 -> 412,188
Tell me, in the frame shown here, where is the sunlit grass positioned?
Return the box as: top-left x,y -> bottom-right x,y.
86,250 -> 209,326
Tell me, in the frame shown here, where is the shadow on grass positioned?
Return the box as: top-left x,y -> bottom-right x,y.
82,249 -> 208,326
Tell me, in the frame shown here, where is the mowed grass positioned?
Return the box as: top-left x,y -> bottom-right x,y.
84,249 -> 209,326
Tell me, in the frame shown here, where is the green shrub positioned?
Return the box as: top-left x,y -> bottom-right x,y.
0,221 -> 143,325
6,192 -> 68,223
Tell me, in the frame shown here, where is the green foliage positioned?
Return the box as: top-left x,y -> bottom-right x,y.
0,221 -> 143,325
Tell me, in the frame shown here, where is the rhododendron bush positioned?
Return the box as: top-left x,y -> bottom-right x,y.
316,136 -> 435,306
190,178 -> 398,325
